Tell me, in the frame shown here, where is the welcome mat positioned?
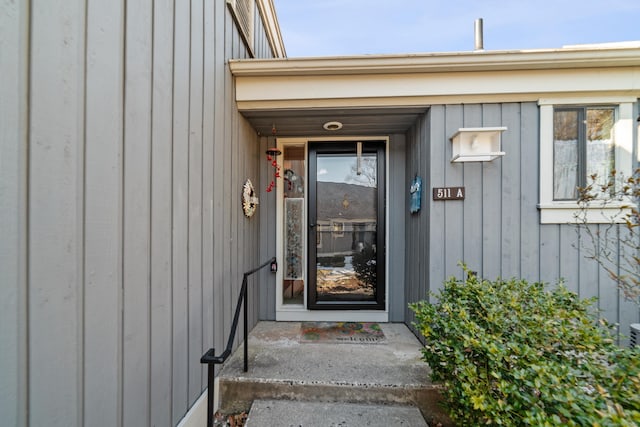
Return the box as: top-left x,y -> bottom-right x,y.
299,322 -> 386,344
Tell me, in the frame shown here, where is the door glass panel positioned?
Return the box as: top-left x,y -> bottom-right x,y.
315,151 -> 377,302
282,146 -> 305,304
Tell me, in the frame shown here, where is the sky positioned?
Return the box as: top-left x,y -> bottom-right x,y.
272,0 -> 640,57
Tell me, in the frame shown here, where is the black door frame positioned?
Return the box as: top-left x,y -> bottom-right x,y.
307,141 -> 386,310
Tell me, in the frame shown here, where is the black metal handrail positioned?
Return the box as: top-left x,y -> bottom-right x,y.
200,257 -> 275,427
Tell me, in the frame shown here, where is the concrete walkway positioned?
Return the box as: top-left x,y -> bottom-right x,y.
246,400 -> 429,426
217,321 -> 451,426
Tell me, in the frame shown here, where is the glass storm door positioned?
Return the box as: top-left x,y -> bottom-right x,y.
308,142 -> 385,310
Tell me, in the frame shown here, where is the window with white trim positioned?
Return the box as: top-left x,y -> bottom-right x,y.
539,97 -> 636,223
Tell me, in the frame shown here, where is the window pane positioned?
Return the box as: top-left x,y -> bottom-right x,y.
553,110 -> 579,200
283,146 -> 305,305
586,108 -> 615,190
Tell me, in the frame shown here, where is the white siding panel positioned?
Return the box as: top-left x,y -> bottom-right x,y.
539,225 -> 561,284
596,224 -> 620,330
188,0 -> 205,402
259,136 -> 277,320
28,1 -> 86,425
212,0 -> 227,349
559,226 -> 580,294
461,105 -> 483,275
480,104 -> 503,279
201,0 -> 216,387
0,1 -> 29,425
405,124 -> 418,319
150,0 -> 175,425
122,1 -> 152,425
617,227 -> 639,347
427,107 -> 446,294
500,103 -> 522,278
578,226 -> 600,300
172,0 -> 191,422
405,114 -> 430,326
389,134 -> 406,321
443,105 -> 464,279
518,102 -> 541,282
222,10 -> 234,349
230,29 -> 242,349
83,0 -> 124,425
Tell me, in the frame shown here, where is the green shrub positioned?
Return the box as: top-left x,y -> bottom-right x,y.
410,266 -> 640,426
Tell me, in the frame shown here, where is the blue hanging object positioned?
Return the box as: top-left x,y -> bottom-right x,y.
410,175 -> 422,214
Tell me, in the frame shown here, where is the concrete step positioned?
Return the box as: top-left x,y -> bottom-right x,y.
216,322 -> 451,426
246,399 -> 430,427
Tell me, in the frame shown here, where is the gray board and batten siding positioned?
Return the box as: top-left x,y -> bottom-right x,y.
1,1 -> 277,427
404,103 -> 640,346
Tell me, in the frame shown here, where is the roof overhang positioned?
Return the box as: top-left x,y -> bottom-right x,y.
231,45 -> 640,136
232,45 -> 640,76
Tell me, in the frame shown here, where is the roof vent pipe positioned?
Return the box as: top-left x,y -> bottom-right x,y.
474,18 -> 484,51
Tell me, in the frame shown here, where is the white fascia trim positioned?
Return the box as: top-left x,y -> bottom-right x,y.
234,69 -> 640,107
229,46 -> 640,76
256,0 -> 286,58
539,99 -> 636,224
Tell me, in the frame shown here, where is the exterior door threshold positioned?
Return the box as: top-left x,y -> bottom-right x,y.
275,310 -> 388,322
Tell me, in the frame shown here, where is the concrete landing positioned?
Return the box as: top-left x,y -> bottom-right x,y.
217,321 -> 451,426
246,399 -> 429,426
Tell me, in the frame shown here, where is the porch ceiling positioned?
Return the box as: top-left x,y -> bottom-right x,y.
242,106 -> 428,137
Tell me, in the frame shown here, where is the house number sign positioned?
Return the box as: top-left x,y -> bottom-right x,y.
432,186 -> 465,201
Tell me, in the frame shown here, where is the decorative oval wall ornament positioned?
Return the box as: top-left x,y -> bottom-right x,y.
242,179 -> 259,217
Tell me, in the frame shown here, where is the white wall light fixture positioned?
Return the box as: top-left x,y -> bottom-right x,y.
450,127 -> 507,162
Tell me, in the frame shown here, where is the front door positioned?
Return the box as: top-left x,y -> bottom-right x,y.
307,142 -> 385,310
